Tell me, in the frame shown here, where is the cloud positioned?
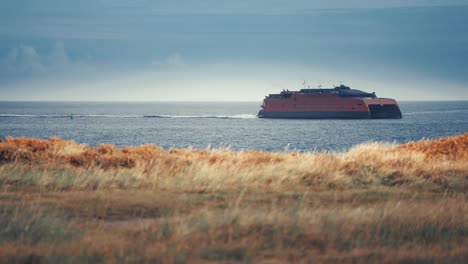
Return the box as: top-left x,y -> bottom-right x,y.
0,41 -> 95,82
1,45 -> 45,76
165,53 -> 186,67
152,53 -> 187,68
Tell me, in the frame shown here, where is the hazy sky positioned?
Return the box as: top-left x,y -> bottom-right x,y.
1,0 -> 468,101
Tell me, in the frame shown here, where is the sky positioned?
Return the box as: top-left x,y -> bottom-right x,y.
1,0 -> 467,101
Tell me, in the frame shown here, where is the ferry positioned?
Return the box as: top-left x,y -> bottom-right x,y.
258,85 -> 402,119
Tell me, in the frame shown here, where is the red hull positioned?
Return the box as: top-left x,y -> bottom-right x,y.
258,86 -> 402,119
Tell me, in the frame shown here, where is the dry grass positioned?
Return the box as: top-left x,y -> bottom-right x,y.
0,134 -> 467,192
0,134 -> 467,263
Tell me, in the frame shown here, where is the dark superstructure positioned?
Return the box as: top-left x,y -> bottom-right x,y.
258,85 -> 402,119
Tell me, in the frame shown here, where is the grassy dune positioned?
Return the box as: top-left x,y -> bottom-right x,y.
0,134 -> 467,263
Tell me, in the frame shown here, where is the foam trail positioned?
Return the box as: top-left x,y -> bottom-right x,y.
0,114 -> 257,119
143,114 -> 257,119
404,110 -> 468,115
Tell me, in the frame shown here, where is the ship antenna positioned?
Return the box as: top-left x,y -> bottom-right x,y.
302,80 -> 306,88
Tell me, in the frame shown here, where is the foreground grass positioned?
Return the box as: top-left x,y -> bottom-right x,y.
0,134 -> 467,263
0,133 -> 467,192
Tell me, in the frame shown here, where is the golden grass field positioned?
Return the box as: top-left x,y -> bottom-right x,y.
0,134 -> 467,263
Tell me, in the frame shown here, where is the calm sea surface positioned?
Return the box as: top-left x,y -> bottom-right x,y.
0,101 -> 467,152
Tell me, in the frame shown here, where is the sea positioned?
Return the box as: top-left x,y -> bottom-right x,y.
0,101 -> 467,152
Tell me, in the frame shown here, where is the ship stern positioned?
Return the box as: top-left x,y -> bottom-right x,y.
364,99 -> 402,119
